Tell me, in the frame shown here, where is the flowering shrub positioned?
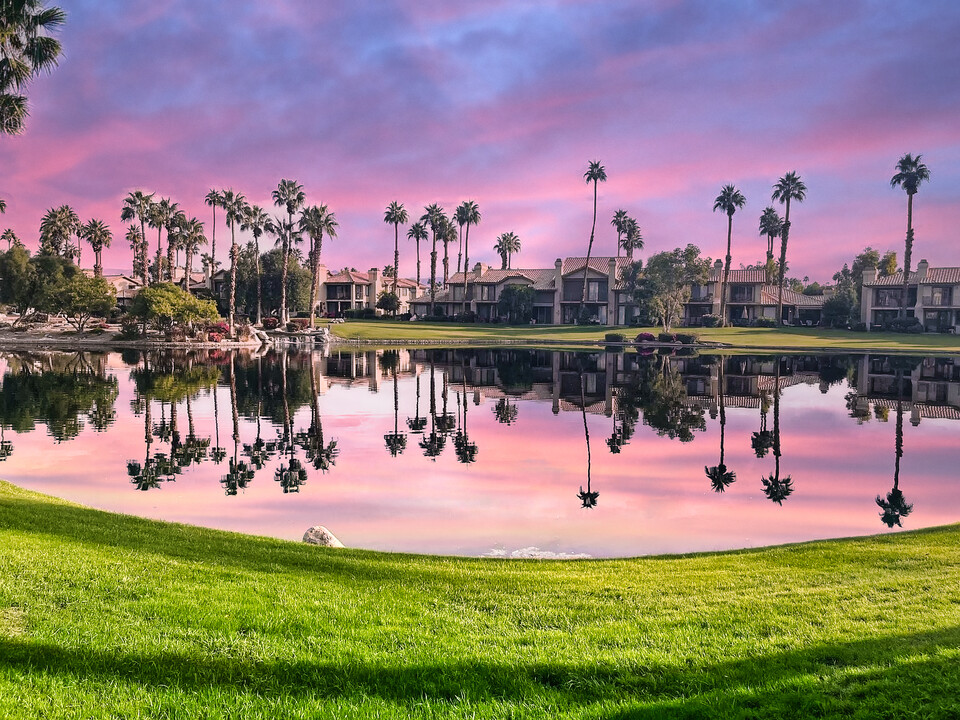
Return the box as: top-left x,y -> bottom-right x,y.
262,317 -> 280,330
634,332 -> 656,343
206,321 -> 229,334
208,332 -> 224,342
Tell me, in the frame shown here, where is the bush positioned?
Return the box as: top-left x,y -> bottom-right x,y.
119,316 -> 141,339
752,317 -> 777,328
658,332 -> 677,343
852,322 -> 867,332
343,307 -> 376,319
206,320 -> 229,334
453,311 -> 477,323
604,332 -> 627,343
287,318 -> 309,332
262,317 -> 280,330
700,314 -> 721,328
675,332 -> 698,345
208,332 -> 224,343
634,332 -> 656,343
397,312 -> 412,322
883,317 -> 924,333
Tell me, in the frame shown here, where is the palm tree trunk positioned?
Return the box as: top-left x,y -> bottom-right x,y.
462,223 -> 470,315
579,180 -> 599,320
616,230 -> 621,259
94,250 -> 102,278
210,206 -> 217,285
429,230 -> 437,315
228,224 -> 237,336
393,223 -> 400,300
720,213 -> 732,326
443,241 -> 449,285
457,225 -> 463,276
156,228 -> 162,284
900,193 -> 915,321
776,199 -> 791,327
184,249 -> 192,291
255,238 -> 262,325
309,236 -> 321,330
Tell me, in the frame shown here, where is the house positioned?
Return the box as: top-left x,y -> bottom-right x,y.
82,271 -> 144,310
683,261 -> 824,326
411,257 -> 639,325
319,267 -> 423,316
860,260 -> 960,332
854,354 -> 960,423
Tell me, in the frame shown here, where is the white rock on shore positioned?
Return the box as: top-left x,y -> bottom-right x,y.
302,525 -> 344,548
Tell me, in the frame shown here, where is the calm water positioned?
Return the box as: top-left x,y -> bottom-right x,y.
1,347 -> 957,558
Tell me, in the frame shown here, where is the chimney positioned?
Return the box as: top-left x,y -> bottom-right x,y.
713,259 -> 723,272
916,259 -> 929,280
861,266 -> 877,285
473,262 -> 489,278
369,267 -> 381,309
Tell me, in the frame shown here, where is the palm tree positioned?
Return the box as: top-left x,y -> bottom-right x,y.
299,358 -> 339,472
0,198 -> 4,214
80,219 -> 111,277
876,368 -> 913,527
300,204 -> 338,329
705,363 -> 736,492
771,172 -> 807,326
180,217 -> 206,291
272,179 -> 306,324
0,1 -> 65,135
579,160 -> 607,319
713,184 -> 747,326
384,201 -> 409,302
611,209 -> 628,258
493,231 -> 521,270
420,204 -> 444,315
39,204 -> 78,257
440,215 -> 457,285
222,190 -> 248,335
121,191 -> 155,282
1,228 -> 20,249
407,221 -> 427,289
165,210 -> 186,282
241,205 -> 273,324
407,371 -> 427,434
203,189 -> 224,281
455,201 -> 481,314
453,363 -> 477,464
622,216 -> 643,261
761,362 -> 793,504
890,154 -> 931,321
124,225 -> 145,284
147,197 -> 177,283
758,207 -> 783,284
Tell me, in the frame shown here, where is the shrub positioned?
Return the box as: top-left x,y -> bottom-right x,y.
206,320 -> 229,334
658,332 -> 677,343
883,317 -> 924,333
700,314 -> 721,328
675,332 -> 698,345
604,332 -> 627,343
634,332 -> 656,343
208,332 -> 224,343
262,317 -> 280,330
119,316 -> 141,339
431,305 -> 446,318
852,322 -> 867,332
453,311 -> 477,323
287,318 -> 309,332
752,317 -> 777,328
397,312 -> 412,322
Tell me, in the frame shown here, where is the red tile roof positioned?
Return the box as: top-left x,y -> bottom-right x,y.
709,268 -> 769,284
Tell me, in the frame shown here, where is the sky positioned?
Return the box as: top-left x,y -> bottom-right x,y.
1,0 -> 959,283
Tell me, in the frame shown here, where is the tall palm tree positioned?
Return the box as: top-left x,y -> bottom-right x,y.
203,189 -> 223,283
493,231 -> 521,269
579,160 -> 607,318
39,204 -> 78,258
80,218 -> 111,277
222,189 -> 248,335
300,204 -> 338,329
165,210 -> 187,283
147,197 -> 177,283
876,368 -> 913,527
420,204 -> 444,315
241,204 -> 273,325
611,209 -> 628,258
713,184 -> 747,326
622,216 -> 643,261
407,221 -> 427,289
1,228 -> 20,249
121,191 -> 155,281
384,201 -> 409,301
0,198 -> 4,213
890,154 -> 931,321
180,217 -> 206,291
705,363 -> 736,492
440,215 -> 457,285
125,225 -> 146,284
272,179 -> 306,323
0,1 -> 65,135
771,171 -> 807,326
758,207 -> 783,284
455,201 -> 481,314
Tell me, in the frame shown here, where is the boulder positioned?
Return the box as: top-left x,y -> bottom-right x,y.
302,525 -> 344,548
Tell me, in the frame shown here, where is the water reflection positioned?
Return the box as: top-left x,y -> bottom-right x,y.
1,347 -> 959,557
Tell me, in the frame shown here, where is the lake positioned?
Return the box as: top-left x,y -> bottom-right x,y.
1,347 -> 957,558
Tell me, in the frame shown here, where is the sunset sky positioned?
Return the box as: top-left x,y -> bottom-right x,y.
1,0 -> 958,283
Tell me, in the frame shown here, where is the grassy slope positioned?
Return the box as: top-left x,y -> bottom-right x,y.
330,320 -> 960,352
2,482 -> 960,718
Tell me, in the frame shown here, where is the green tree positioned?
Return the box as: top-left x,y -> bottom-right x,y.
420,204 -> 445,315
494,231 -> 521,270
272,179 -> 306,324
621,216 -> 643,261
147,197 -> 177,283
455,200 -> 481,313
579,160 -> 607,316
241,204 -> 273,325
713,184 -> 747,326
120,191 -> 154,284
406,221 -> 427,289
497,284 -> 534,323
890,153 -> 930,321
376,291 -> 400,314
221,189 -> 248,334
1,228 -> 20,249
879,250 -> 898,277
180,216 -> 206,291
299,203 -> 338,329
772,172 -> 807,326
0,1 -> 65,135
384,201 -> 409,301
80,218 -> 111,277
203,189 -> 223,279
622,245 -> 710,332
130,282 -> 218,334
39,204 -> 78,258
50,273 -> 116,331
0,244 -> 36,318
125,224 -> 146,284
758,207 -> 783,283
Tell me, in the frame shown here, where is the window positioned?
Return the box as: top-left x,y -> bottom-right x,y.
730,285 -> 754,302
929,286 -> 953,306
480,285 -> 494,301
355,285 -> 364,300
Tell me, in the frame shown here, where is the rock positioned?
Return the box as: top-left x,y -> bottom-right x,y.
302,525 -> 344,548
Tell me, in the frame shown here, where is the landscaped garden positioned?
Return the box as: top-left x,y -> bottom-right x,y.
2,480 -> 960,718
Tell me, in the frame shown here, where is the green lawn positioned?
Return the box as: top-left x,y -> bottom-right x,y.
331,319 -> 960,353
3,481 -> 960,718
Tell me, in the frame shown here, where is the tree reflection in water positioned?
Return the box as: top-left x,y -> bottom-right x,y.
761,360 -> 793,505
876,363 -> 915,527
420,357 -> 445,459
751,390 -> 773,458
705,362 -> 736,493
297,356 -> 338,472
576,364 -> 598,509
381,351 -> 406,458
222,354 -> 255,496
453,356 -> 477,465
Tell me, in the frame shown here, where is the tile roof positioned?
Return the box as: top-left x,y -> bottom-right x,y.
561,256 -> 630,277
759,285 -> 825,308
864,267 -> 960,286
709,268 -> 769,284
326,270 -> 372,284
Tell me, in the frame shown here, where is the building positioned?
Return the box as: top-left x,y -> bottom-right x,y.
81,271 -> 144,310
320,266 -> 422,316
860,260 -> 960,332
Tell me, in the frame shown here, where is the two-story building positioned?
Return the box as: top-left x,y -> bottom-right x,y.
860,260 -> 960,332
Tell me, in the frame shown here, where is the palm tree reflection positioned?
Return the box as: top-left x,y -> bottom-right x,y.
221,355 -> 254,496
705,363 -> 736,493
419,358 -> 445,459
576,366 -> 598,509
761,361 -> 793,505
876,366 -> 913,527
453,365 -> 477,465
751,390 -> 773,458
381,351 -> 407,457
297,357 -> 339,472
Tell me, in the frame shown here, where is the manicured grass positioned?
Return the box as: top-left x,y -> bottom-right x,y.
3,481 -> 960,718
331,319 -> 960,353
